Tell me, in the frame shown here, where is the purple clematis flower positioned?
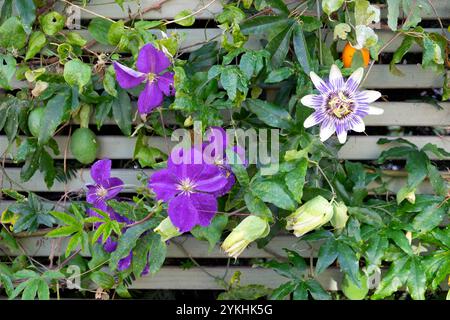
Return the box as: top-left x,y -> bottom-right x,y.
86,159 -> 124,213
301,65 -> 383,144
149,147 -> 229,232
203,127 -> 246,196
113,43 -> 175,115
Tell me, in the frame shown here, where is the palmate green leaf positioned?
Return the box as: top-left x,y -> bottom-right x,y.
389,35 -> 414,76
110,220 -> 157,268
251,177 -> 296,211
21,278 -> 39,300
405,150 -> 429,188
240,15 -> 289,34
36,279 -> 50,300
292,282 -> 308,300
293,24 -> 311,74
421,143 -> 450,159
191,214 -> 229,251
266,22 -> 295,68
387,229 -> 413,255
269,281 -> 296,300
315,238 -> 338,275
46,225 -> 79,238
0,273 -> 14,297
265,67 -> 293,83
305,279 -> 331,300
245,99 -> 293,129
387,0 -> 400,31
336,241 -> 360,285
411,204 -> 446,234
407,257 -> 426,300
372,254 -> 410,299
365,234 -> 389,270
423,250 -> 450,290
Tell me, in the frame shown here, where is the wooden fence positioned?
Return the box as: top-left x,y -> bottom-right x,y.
1,0 -> 449,294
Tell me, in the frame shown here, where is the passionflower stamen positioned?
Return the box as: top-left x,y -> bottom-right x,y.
301,65 -> 384,144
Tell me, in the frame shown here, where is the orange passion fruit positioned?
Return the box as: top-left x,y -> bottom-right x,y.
342,42 -> 370,68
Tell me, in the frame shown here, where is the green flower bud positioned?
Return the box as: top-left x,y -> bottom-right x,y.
331,201 -> 349,230
286,195 -> 333,237
154,217 -> 182,242
221,216 -> 270,259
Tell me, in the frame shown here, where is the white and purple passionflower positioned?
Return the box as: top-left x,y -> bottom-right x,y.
301,65 -> 384,144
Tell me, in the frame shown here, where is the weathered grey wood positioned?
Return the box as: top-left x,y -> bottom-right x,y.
54,0 -> 450,20
70,28 -> 447,54
339,135 -> 450,160
0,167 -> 446,193
10,65 -> 447,89
0,234 -> 315,258
1,135 -> 448,161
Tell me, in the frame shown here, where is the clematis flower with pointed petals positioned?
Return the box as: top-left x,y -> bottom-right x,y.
113,43 -> 175,115
149,147 -> 229,232
86,159 -> 124,213
301,65 -> 384,144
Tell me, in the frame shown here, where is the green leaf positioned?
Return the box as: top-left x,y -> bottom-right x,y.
407,257 -> 426,300
220,66 -> 247,101
241,16 -> 289,34
36,279 -> 50,300
315,238 -> 338,275
269,281 -> 296,300
0,0 -> 13,25
39,11 -> 65,36
265,67 -> 293,83
21,279 -> 39,300
284,158 -> 308,203
387,0 -> 400,31
25,31 -> 46,61
90,271 -> 115,289
0,54 -> 16,89
66,32 -> 87,46
174,9 -> 195,26
266,22 -> 294,68
411,204 -> 446,234
292,282 -> 308,300
88,18 -> 113,45
305,279 -> 331,300
110,220 -> 157,268
63,59 -> 92,92
46,225 -> 79,238
0,16 -> 26,50
251,178 -> 297,211
245,99 -> 293,129
38,93 -> 70,145
421,143 -> 450,159
337,242 -> 359,285
15,0 -> 36,33
427,163 -> 447,196
322,0 -> 344,15
191,214 -> 229,250
387,229 -> 413,255
389,36 -> 414,75
244,192 -> 273,222
107,20 -> 125,45
293,24 -> 311,74
112,88 -> 132,136
147,233 -> 167,274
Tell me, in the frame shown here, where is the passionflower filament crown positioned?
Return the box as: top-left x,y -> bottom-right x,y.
301,65 -> 384,143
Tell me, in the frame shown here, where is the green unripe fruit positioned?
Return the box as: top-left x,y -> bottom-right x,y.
70,128 -> 98,164
342,274 -> 369,300
28,107 -> 45,137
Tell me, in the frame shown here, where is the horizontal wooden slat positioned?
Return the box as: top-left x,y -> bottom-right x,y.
11,65 -> 447,89
71,28 -> 448,54
0,167 -> 446,193
130,266 -> 343,290
1,135 -> 448,161
54,0 -> 450,20
0,234 -> 308,258
338,136 -> 450,160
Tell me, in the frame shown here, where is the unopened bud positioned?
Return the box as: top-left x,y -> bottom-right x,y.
331,201 -> 349,230
154,217 -> 182,242
286,196 -> 333,237
221,216 -> 270,259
